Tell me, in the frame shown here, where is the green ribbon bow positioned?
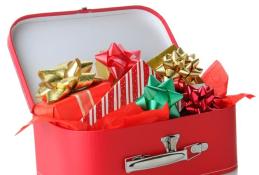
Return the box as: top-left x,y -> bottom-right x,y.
136,75 -> 183,118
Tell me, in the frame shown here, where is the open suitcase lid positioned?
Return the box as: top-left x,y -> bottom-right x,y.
8,5 -> 177,112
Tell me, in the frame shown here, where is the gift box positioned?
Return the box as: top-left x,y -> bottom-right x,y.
31,54 -> 152,131
33,81 -> 112,130
9,6 -> 243,175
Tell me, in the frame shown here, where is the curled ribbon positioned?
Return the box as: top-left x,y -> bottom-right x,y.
95,43 -> 140,81
37,58 -> 102,103
136,75 -> 183,118
148,45 -> 203,84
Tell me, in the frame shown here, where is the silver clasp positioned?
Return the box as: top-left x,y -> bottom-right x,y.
125,134 -> 208,173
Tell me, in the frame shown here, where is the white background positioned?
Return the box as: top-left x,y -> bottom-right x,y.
0,0 -> 258,174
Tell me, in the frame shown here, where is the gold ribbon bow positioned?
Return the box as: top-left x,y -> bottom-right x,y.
148,45 -> 203,84
36,58 -> 102,103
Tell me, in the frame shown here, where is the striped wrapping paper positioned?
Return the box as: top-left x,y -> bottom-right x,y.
84,60 -> 156,126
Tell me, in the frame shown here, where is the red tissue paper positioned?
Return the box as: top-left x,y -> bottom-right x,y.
91,103 -> 169,130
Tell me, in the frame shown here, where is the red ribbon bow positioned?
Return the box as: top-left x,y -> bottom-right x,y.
175,60 -> 254,115
181,84 -> 216,114
95,43 -> 140,80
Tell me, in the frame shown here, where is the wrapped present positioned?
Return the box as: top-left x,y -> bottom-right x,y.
28,60 -> 159,132
91,75 -> 182,130
37,58 -> 103,103
85,60 -> 157,126
148,46 -> 254,116
148,45 -> 203,85
16,42 -> 156,133
17,58 -> 157,133
36,59 -> 154,127
95,43 -> 140,82
34,81 -> 112,122
16,81 -> 111,134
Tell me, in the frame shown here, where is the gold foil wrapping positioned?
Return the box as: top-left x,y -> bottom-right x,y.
148,45 -> 203,84
37,58 -> 100,103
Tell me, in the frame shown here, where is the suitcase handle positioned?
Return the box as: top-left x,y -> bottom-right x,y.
125,134 -> 208,173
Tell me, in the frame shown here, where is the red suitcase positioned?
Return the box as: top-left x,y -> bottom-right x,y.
8,6 -> 237,175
